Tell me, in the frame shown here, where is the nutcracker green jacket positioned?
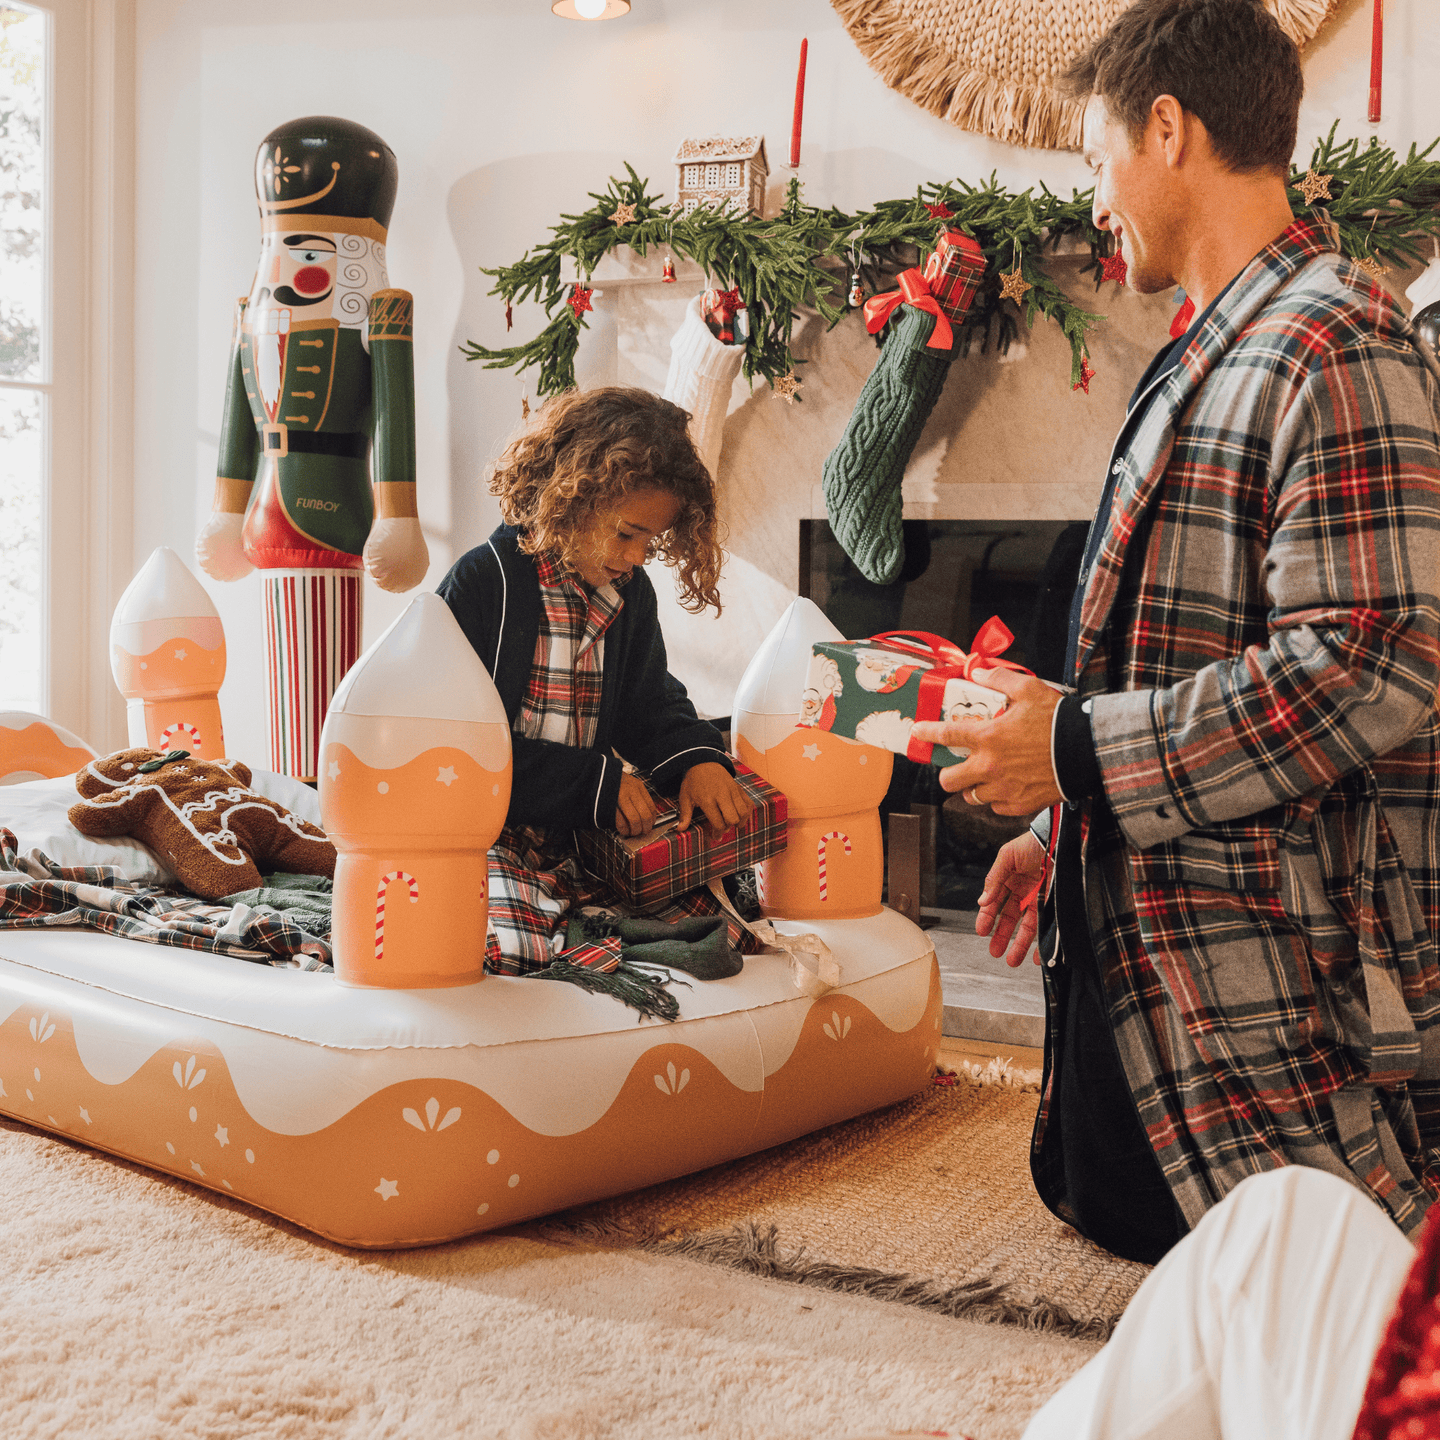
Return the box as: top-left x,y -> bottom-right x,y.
436,526 -> 731,832
1054,215 -> 1440,1238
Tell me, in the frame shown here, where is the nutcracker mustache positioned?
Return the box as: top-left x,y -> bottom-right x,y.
268,283 -> 332,308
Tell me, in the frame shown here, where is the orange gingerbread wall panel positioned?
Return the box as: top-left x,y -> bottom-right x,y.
0,915 -> 937,1249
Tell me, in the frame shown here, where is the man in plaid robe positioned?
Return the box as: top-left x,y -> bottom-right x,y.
914,0 -> 1440,1260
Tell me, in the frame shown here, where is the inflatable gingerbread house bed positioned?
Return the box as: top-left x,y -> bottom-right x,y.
0,552 -> 940,1248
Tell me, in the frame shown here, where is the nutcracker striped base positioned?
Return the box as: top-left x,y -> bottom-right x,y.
262,569 -> 363,782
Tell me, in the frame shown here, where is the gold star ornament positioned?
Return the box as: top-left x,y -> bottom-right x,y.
1298,169 -> 1333,205
1355,253 -> 1390,282
998,267 -> 1032,304
611,202 -> 638,226
773,371 -> 801,404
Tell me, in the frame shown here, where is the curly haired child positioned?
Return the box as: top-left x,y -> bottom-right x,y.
437,386 -> 756,974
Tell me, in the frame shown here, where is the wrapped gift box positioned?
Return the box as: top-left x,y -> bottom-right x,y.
797,623 -> 1017,767
922,230 -> 987,326
576,760 -> 787,910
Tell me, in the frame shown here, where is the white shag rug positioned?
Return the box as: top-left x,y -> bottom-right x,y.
0,1116 -> 1097,1439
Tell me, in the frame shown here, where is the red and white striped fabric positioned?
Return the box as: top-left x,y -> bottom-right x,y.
262,569 -> 363,782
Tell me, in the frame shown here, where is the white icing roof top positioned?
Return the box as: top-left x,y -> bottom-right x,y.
733,597 -> 843,718
112,547 -> 219,626
329,592 -> 507,725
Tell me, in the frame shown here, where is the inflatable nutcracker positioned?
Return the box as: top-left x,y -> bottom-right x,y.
733,599 -> 892,919
111,546 -> 227,758
319,593 -> 511,989
195,115 -> 428,782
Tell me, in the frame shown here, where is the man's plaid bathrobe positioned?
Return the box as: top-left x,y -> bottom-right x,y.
1058,215 -> 1440,1236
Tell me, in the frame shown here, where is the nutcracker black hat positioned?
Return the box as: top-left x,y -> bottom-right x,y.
254,116 -> 398,232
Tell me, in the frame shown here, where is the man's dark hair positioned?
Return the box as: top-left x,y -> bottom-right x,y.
1060,0 -> 1303,174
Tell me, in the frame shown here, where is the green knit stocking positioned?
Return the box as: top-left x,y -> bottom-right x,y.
821,303 -> 953,586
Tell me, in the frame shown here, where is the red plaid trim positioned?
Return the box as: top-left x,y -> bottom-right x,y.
515,549 -> 624,751
553,936 -> 623,972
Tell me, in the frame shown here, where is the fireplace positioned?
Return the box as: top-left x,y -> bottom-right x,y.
798,517 -> 1086,912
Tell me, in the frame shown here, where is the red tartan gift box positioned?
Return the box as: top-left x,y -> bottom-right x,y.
576,761 -> 787,910
922,230 -> 987,326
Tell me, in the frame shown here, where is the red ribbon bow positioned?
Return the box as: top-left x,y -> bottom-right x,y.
861,269 -> 953,351
868,618 -> 1030,763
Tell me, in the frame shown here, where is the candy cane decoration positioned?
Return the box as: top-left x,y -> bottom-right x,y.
375,870 -> 420,962
817,830 -> 852,902
160,721 -> 202,753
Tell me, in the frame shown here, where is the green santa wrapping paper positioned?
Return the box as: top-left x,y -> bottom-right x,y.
797,619 -> 1027,766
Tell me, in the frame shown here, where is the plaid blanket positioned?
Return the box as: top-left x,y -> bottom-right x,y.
0,828 -> 332,970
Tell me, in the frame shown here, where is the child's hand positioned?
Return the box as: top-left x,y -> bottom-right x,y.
677,763 -> 754,841
615,771 -> 659,838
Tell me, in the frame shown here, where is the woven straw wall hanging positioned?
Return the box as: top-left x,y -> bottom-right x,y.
831,0 -> 1340,150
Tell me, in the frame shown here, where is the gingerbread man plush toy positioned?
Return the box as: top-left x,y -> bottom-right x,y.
69,749 -> 336,900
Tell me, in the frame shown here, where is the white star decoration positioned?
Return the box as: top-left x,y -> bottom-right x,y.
79,1107 -> 90,1124
375,1178 -> 399,1201
436,766 -> 458,786
215,1124 -> 229,1147
191,1161 -> 205,1177
801,743 -> 822,761
326,760 -> 341,781
173,648 -> 187,661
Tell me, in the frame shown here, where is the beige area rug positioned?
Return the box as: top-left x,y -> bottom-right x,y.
0,1113 -> 1100,1440
831,0 -> 1341,150
542,1062 -> 1151,1340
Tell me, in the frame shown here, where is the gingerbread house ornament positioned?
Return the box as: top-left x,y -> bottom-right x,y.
673,136 -> 768,218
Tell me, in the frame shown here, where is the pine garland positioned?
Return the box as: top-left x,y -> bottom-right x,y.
463,130 -> 1440,399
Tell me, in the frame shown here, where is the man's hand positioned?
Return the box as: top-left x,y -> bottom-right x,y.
677,762 -> 754,841
615,771 -> 659,838
979,830 -> 1048,968
910,668 -> 1065,816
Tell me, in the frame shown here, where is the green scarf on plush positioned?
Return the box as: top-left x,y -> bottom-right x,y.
565,912 -> 743,981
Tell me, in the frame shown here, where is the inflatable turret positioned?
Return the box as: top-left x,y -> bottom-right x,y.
319,593 -> 511,987
110,547 -> 227,757
733,599 -> 891,919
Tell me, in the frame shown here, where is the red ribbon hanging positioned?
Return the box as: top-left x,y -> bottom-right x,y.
861,269 -> 954,350
866,619 -> 1031,763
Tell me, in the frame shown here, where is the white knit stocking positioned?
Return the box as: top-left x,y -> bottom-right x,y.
661,294 -> 745,480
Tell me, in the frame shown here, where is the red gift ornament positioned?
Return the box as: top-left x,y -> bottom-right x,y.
568,284 -> 594,318
867,618 -> 1032,764
862,269 -> 954,350
921,230 -> 988,326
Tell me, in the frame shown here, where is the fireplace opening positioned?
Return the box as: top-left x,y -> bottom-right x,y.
799,518 -> 1087,913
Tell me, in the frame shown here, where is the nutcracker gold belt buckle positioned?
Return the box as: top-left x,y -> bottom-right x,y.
261,422 -> 289,459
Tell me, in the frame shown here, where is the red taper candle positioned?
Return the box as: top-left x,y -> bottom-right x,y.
1369,0 -> 1383,124
790,37 -> 808,169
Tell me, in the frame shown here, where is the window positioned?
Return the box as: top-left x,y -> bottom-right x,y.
724,162 -> 741,189
0,2 -> 45,712
704,163 -> 720,187
683,164 -> 700,187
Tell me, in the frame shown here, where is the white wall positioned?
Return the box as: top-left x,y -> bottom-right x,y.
130,0 -> 1440,758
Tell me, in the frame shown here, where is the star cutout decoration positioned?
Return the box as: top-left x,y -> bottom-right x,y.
611,201 -> 638,226
375,1177 -> 399,1201
924,201 -> 953,220
1355,253 -> 1390,282
1298,169 -> 1334,205
801,742 -> 822,762
173,648 -> 187,661
326,759 -> 341,781
1072,356 -> 1097,394
79,1107 -> 90,1125
215,1124 -> 229,1147
436,765 -> 458,787
191,1160 -> 206,1178
568,285 -> 594,319
998,267 -> 1032,304
1100,251 -> 1127,285
773,371 -> 801,404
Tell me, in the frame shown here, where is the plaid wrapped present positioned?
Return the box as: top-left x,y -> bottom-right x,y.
922,229 -> 987,326
798,618 -> 1026,767
576,761 -> 787,910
